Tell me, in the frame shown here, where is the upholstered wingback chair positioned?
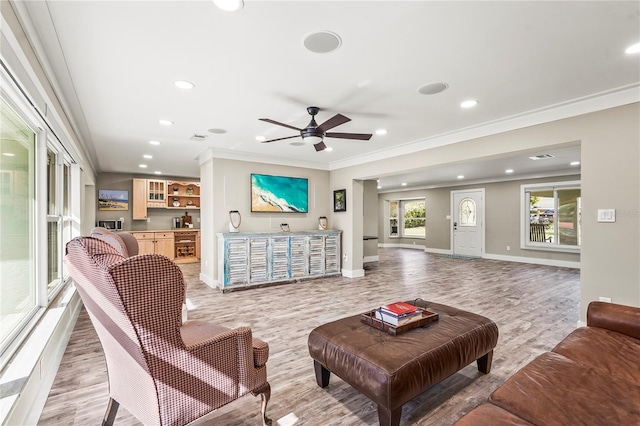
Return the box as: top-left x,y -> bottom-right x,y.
91,227 -> 139,257
65,236 -> 271,426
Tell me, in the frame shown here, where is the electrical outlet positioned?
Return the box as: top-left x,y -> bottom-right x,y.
147,217 -> 151,222
343,254 -> 347,261
506,245 -> 510,251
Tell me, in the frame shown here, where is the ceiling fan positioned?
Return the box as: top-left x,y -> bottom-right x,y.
259,106 -> 372,152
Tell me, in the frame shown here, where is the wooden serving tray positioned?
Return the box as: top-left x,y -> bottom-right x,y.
360,309 -> 439,336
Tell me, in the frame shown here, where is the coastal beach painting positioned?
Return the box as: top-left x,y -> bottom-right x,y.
251,174 -> 308,213
98,189 -> 129,211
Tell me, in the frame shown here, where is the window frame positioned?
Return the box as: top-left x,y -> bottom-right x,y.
520,180 -> 581,253
388,198 -> 426,239
0,65 -> 80,363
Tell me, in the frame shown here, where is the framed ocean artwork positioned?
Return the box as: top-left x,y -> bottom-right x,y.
98,189 -> 129,211
251,173 -> 308,213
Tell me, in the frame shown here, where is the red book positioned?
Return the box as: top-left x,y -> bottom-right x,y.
381,302 -> 420,317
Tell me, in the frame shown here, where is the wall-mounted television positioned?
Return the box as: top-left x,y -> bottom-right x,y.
251,173 -> 308,213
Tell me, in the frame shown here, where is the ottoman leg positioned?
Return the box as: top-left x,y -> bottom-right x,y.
377,405 -> 402,426
314,360 -> 331,388
477,349 -> 493,374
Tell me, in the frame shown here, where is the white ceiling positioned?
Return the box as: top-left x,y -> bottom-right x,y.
17,1 -> 640,189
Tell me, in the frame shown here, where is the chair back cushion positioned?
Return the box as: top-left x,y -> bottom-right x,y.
90,227 -> 131,257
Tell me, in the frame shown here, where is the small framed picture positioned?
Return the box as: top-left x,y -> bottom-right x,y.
333,189 -> 346,212
98,189 -> 129,211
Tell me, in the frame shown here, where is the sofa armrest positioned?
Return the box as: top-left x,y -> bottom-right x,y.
587,301 -> 640,340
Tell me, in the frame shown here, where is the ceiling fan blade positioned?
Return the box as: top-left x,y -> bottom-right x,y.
316,113 -> 351,132
261,135 -> 301,143
325,132 -> 372,140
313,141 -> 327,152
259,118 -> 302,132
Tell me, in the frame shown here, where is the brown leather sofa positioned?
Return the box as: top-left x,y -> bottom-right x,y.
455,301 -> 640,425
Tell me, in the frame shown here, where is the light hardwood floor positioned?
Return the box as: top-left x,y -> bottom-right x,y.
39,248 -> 580,425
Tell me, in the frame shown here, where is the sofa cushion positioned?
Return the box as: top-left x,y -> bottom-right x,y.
455,403 -> 533,425
488,351 -> 640,425
552,327 -> 640,387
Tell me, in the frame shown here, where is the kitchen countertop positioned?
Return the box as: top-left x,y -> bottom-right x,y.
126,229 -> 200,233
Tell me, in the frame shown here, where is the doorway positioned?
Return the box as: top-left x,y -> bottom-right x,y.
451,189 -> 485,257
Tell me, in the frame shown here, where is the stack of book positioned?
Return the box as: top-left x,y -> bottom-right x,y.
375,301 -> 423,326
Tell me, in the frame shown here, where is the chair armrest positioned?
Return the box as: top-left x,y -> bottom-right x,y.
587,301 -> 640,340
181,320 -> 269,365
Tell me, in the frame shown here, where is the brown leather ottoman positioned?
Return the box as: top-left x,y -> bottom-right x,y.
308,300 -> 499,426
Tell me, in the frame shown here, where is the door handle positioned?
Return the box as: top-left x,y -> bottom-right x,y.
453,221 -> 457,231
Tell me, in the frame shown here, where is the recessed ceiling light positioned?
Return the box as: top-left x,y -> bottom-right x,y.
213,0 -> 243,12
401,182 -> 407,186
303,31 -> 342,54
208,128 -> 227,134
2,152 -> 15,157
375,129 -> 388,135
158,119 -> 174,126
457,175 -> 464,179
174,80 -> 195,89
143,154 -> 153,159
154,171 -> 162,175
625,42 -> 640,54
505,169 -> 514,174
324,147 -> 333,152
460,100 -> 478,109
139,164 -> 148,168
570,161 -> 581,166
256,136 -> 266,142
377,185 -> 382,189
418,82 -> 449,95
149,140 -> 161,145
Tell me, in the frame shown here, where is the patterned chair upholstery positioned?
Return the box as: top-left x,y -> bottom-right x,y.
65,236 -> 271,426
90,227 -> 139,257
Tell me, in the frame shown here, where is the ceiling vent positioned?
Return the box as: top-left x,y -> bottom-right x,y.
189,134 -> 209,142
528,154 -> 555,160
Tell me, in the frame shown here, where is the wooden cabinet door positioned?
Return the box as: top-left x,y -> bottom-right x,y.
154,233 -> 175,260
132,178 -> 148,220
137,239 -> 155,255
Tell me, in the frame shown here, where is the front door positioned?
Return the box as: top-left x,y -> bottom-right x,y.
452,189 -> 484,257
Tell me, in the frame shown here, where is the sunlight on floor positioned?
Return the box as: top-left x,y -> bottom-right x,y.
277,412 -> 299,426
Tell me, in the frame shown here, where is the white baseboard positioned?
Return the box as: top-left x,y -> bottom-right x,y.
577,320 -> 586,328
378,243 -> 424,250
483,253 -> 581,269
363,255 -> 379,262
342,268 -> 365,278
423,248 -> 453,255
199,272 -> 217,289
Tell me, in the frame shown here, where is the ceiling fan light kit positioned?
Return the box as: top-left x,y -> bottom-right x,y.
259,106 -> 372,153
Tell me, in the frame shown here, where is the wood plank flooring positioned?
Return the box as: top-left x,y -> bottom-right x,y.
38,248 -> 580,425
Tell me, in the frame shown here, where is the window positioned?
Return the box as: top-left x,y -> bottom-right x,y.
459,197 -> 476,226
389,200 -> 399,236
522,181 -> 581,251
388,199 -> 426,238
0,98 -> 37,352
1,71 -> 79,359
403,199 -> 425,238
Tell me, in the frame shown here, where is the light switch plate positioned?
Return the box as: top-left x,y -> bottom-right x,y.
597,209 -> 616,222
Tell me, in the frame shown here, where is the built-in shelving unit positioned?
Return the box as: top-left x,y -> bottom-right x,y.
217,230 -> 341,291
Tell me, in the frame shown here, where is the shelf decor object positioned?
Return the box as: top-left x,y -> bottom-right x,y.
229,210 -> 241,233
318,216 -> 328,230
333,189 -> 346,212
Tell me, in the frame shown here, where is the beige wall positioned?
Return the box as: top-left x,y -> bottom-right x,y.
580,105 -> 640,313
378,176 -> 581,265
363,180 -> 379,258
337,103 -> 639,321
199,154 -> 331,285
